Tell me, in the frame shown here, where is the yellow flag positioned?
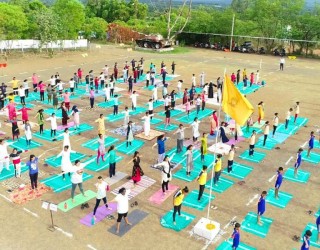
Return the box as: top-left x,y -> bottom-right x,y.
222,75 -> 254,126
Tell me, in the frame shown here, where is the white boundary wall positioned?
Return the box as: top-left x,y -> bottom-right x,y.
0,39 -> 88,52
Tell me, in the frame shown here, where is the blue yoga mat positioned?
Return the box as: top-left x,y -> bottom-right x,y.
160,210 -> 195,232
205,176 -> 234,193
283,168 -> 310,184
7,138 -> 43,151
81,136 -> 119,151
241,212 -> 273,238
0,163 -> 28,182
45,152 -> 87,168
183,190 -> 215,211
222,162 -> 253,180
239,150 -> 266,163
116,140 -> 145,155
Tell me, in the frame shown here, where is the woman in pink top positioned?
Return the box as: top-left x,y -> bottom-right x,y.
89,88 -> 95,109
5,100 -> 17,121
185,99 -> 191,119
32,73 -> 38,93
210,111 -> 218,135
18,105 -> 31,124
63,90 -> 71,111
38,81 -> 46,101
77,68 -> 83,82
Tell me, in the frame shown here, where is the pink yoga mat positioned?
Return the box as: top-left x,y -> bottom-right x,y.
80,202 -> 117,227
148,185 -> 179,205
226,136 -> 245,145
57,122 -> 75,131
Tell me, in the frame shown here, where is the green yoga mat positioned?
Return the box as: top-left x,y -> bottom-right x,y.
84,155 -> 123,172
193,154 -> 215,168
160,210 -> 195,232
45,152 -> 87,168
116,140 -> 145,155
290,116 -> 309,127
179,151 -> 201,168
239,150 -> 266,163
176,109 -> 212,124
216,239 -> 257,250
222,162 -> 253,180
300,223 -> 320,248
0,164 -> 28,182
33,129 -> 64,142
129,107 -> 147,116
266,188 -> 293,209
41,172 -> 93,193
255,139 -> 277,150
166,147 -> 187,163
106,113 -> 125,122
155,123 -> 178,132
241,127 -> 262,139
173,164 -> 203,182
97,101 -> 123,108
241,212 -> 273,238
70,123 -> 94,134
283,168 -> 310,184
275,123 -> 299,135
81,136 -> 119,151
7,138 -> 43,150
259,133 -> 290,144
43,108 -> 63,118
150,117 -> 163,125
144,101 -> 164,109
205,176 -> 234,194
158,109 -> 183,117
16,103 -> 35,109
58,190 -> 96,212
183,190 -> 215,211
252,121 -> 265,129
143,85 -> 155,91
301,151 -> 320,164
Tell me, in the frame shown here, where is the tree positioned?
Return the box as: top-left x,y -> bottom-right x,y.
83,17 -> 108,40
231,0 -> 249,13
52,0 -> 85,39
0,3 -> 28,39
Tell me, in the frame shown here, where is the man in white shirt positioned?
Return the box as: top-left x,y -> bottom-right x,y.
249,130 -> 256,157
285,108 -> 293,129
280,56 -> 285,71
103,65 -> 109,79
146,71 -> 150,87
114,187 -> 132,234
23,79 -> 29,97
294,101 -> 300,124
272,113 -> 279,138
0,139 -> 10,174
70,160 -> 88,202
18,85 -> 26,105
262,121 -> 270,146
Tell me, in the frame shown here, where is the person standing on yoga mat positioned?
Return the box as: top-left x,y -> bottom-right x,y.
59,102 -> 69,126
184,145 -> 194,176
141,112 -> 153,137
274,167 -> 283,199
113,95 -> 120,115
164,108 -> 171,128
200,133 -> 208,162
89,88 -> 95,109
52,89 -> 59,109
209,111 -> 218,136
24,120 -> 32,147
294,102 -> 300,124
130,91 -> 138,111
294,148 -> 303,178
227,144 -> 236,173
35,109 -> 45,135
106,145 -> 117,178
70,160 -> 87,203
272,113 -> 279,137
38,81 -> 46,102
57,145 -> 75,180
190,118 -> 200,144
103,83 -> 110,102
152,85 -> 158,103
62,90 -> 71,111
9,116 -> 20,141
316,214 -> 320,242
70,105 -> 80,131
285,108 -> 293,130
257,101 -> 264,124
173,186 -> 189,225
301,230 -> 312,250
96,134 -> 106,164
46,113 -> 58,141
18,85 -> 26,105
152,135 -> 170,163
123,107 -> 130,126
128,151 -> 144,187
154,155 -> 175,194
92,176 -> 111,222
61,128 -> 71,149
147,99 -> 153,120
249,130 -> 256,157
18,105 -> 31,124
231,222 -> 241,250
126,121 -> 134,147
307,131 -> 315,158
196,166 -> 207,201
262,121 -> 270,146
32,73 -> 38,92
213,154 -> 222,186
0,140 -> 10,175
174,124 -> 185,154
113,187 -> 132,234
9,148 -> 28,178
257,190 -> 267,225
95,114 -> 106,136
26,154 -> 39,191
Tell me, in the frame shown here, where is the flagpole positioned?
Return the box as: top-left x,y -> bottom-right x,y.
206,68 -> 226,220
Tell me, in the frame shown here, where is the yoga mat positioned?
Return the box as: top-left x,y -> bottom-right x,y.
241,212 -> 273,238
135,129 -> 164,141
16,103 -> 35,109
239,150 -> 266,163
129,107 -> 147,116
108,209 -> 149,237
144,101 -> 164,109
252,121 -> 265,129
173,166 -> 202,182
192,153 -> 215,168
33,129 -> 64,142
300,223 -> 320,248
143,85 -> 155,91
45,152 -> 87,168
222,162 -> 253,180
7,138 -> 43,150
0,163 -> 28,182
301,151 -> 320,164
176,109 -> 212,124
106,113 -> 125,122
58,190 -> 96,212
57,122 -> 75,131
205,176 -> 234,194
97,100 -> 123,108
70,123 -> 94,135
160,210 -> 195,232
155,123 -> 178,132
148,184 -> 179,205
216,239 -> 257,250
255,139 -> 277,150
150,117 -> 163,125
41,172 -> 93,193
258,133 -> 290,144
237,85 -> 262,95
105,171 -> 127,186
43,108 -> 63,118
283,168 -> 310,184
290,116 -> 309,127
266,189 -> 293,209
81,136 -> 119,151
158,109 -> 183,118
226,136 -> 245,145
208,142 -> 231,155
183,190 -> 215,211
9,183 -> 51,204
80,202 -> 117,227
241,127 -> 262,139
84,155 -> 123,172
116,140 -> 145,155
315,209 -> 320,218
275,123 -> 299,135
111,176 -> 156,200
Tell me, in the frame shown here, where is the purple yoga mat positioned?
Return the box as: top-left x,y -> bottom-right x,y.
226,136 -> 245,145
80,202 -> 117,227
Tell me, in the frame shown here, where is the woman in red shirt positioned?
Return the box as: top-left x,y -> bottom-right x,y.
38,81 -> 46,101
77,68 -> 83,82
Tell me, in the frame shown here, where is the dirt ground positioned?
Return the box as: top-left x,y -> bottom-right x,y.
0,45 -> 319,250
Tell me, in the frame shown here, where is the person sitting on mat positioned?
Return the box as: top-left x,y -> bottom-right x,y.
172,186 -> 189,225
